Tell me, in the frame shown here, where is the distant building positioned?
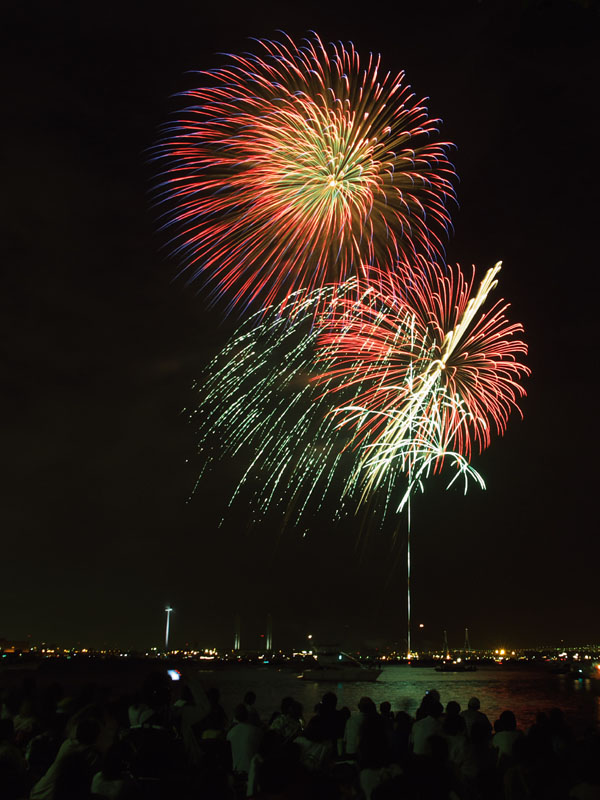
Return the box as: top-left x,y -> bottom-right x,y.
0,637 -> 30,653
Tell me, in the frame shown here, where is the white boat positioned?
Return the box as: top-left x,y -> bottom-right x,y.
299,648 -> 382,682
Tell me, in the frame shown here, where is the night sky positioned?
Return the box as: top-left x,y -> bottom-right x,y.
3,0 -> 599,652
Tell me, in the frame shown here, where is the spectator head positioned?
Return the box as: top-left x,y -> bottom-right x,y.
419,689 -> 441,718
548,708 -> 565,728
322,692 -> 337,711
430,701 -> 444,719
467,696 -> 481,711
234,704 -> 249,723
498,710 -> 517,731
244,690 -> 256,706
280,696 -> 294,714
380,701 -> 391,716
445,700 -> 461,717
358,697 -> 376,715
394,711 -> 412,734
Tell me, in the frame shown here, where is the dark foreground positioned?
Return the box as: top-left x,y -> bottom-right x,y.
1,660 -> 600,799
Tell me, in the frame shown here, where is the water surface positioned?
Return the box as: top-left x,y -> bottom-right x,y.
201,664 -> 600,734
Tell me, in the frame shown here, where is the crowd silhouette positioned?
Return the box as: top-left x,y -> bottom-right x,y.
1,670 -> 599,799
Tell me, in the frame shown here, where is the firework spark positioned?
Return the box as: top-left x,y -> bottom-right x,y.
190,279 -> 486,530
154,33 -> 455,310
314,257 -> 530,497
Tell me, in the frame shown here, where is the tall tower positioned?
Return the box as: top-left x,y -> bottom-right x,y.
234,614 -> 241,651
266,613 -> 273,651
464,627 -> 471,654
443,629 -> 450,659
164,606 -> 173,651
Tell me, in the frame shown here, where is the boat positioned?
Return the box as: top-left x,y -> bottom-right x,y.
434,660 -> 477,673
299,648 -> 382,682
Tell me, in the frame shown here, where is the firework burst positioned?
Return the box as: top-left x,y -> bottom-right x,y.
154,33 -> 455,310
190,279 -> 487,530
314,257 -> 530,496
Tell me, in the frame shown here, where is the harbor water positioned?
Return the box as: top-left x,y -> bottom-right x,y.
199,664 -> 600,734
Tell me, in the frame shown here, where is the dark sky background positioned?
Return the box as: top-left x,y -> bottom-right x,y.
2,0 -> 599,653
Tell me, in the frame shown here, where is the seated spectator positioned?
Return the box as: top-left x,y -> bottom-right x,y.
196,687 -> 228,739
337,706 -> 351,756
359,709 -> 401,800
226,704 -> 263,774
13,698 -> 39,747
416,689 -> 441,721
549,707 -> 573,759
493,709 -> 522,763
128,672 -> 173,731
295,715 -> 334,772
445,700 -> 463,725
461,696 -> 490,738
410,698 -> 443,757
389,711 -> 412,763
91,739 -> 131,799
244,690 -> 261,727
26,711 -> 68,785
269,697 -> 303,742
442,711 -> 468,770
318,692 -> 344,750
31,716 -> 102,800
344,697 -> 376,758
460,719 -> 497,798
379,701 -> 394,731
247,730 -> 294,797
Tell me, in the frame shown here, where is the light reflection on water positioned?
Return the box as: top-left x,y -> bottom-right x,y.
203,665 -> 600,734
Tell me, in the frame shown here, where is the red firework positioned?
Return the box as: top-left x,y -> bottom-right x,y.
314,258 -> 530,461
154,33 -> 456,310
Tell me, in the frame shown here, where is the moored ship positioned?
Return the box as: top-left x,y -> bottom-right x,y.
299,647 -> 382,682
